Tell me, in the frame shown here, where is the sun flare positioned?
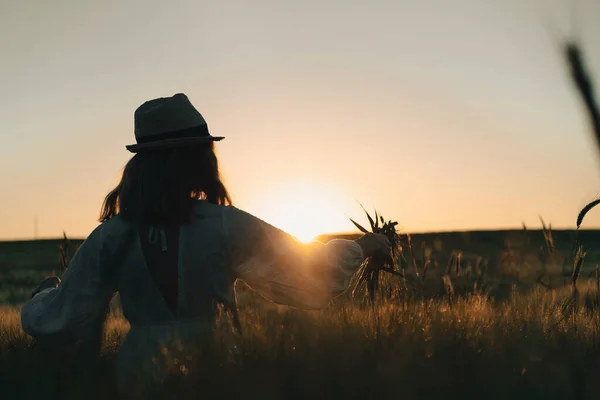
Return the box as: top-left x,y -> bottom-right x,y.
251,181 -> 351,243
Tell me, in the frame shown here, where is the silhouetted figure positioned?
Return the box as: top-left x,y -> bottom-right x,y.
20,93 -> 391,396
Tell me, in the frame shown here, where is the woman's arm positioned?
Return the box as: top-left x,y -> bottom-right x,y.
224,206 -> 388,309
20,222 -> 121,348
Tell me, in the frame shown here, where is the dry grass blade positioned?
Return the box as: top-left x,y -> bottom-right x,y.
560,295 -> 575,321
576,198 -> 600,229
572,245 -> 586,286
407,234 -> 418,276
566,42 -> 600,157
445,252 -> 456,276
351,260 -> 370,297
563,245 -> 587,331
421,261 -> 429,282
349,218 -> 369,234
442,274 -> 454,307
539,216 -> 548,232
399,252 -> 408,272
420,243 -> 431,282
357,202 -> 376,231
540,217 -> 555,254
59,231 -> 69,275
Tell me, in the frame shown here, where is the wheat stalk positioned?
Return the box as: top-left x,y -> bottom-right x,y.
349,203 -> 401,302
59,231 -> 70,275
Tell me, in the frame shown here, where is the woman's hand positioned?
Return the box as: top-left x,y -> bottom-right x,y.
31,276 -> 61,299
355,233 -> 392,259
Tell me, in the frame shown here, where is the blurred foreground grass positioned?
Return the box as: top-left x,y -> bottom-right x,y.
2,285 -> 600,400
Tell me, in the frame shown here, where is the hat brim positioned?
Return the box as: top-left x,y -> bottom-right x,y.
126,136 -> 224,153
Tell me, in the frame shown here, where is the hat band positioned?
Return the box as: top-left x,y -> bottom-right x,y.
136,124 -> 210,144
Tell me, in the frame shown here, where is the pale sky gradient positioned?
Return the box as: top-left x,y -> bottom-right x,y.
2,0 -> 600,240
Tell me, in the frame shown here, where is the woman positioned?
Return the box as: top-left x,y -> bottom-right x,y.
20,93 -> 391,393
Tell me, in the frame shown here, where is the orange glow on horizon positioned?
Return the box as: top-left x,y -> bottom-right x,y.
248,180 -> 352,243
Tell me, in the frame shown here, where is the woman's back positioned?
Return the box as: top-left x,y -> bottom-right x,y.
116,200 -> 236,326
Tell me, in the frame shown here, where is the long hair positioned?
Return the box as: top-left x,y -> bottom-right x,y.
99,142 -> 232,225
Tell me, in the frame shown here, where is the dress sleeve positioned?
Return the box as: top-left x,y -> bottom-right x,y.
224,206 -> 365,309
20,223 -> 119,347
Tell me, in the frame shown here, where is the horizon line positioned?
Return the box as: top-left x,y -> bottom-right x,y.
2,226 -> 600,243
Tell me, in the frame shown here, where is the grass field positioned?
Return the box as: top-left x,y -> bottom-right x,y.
2,227 -> 600,399
2,285 -> 600,400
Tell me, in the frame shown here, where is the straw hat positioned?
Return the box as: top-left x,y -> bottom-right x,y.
125,93 -> 224,153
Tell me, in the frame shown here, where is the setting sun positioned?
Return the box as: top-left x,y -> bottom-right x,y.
250,181 -> 352,243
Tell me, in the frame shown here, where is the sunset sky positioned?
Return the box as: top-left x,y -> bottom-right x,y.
2,0 -> 600,241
